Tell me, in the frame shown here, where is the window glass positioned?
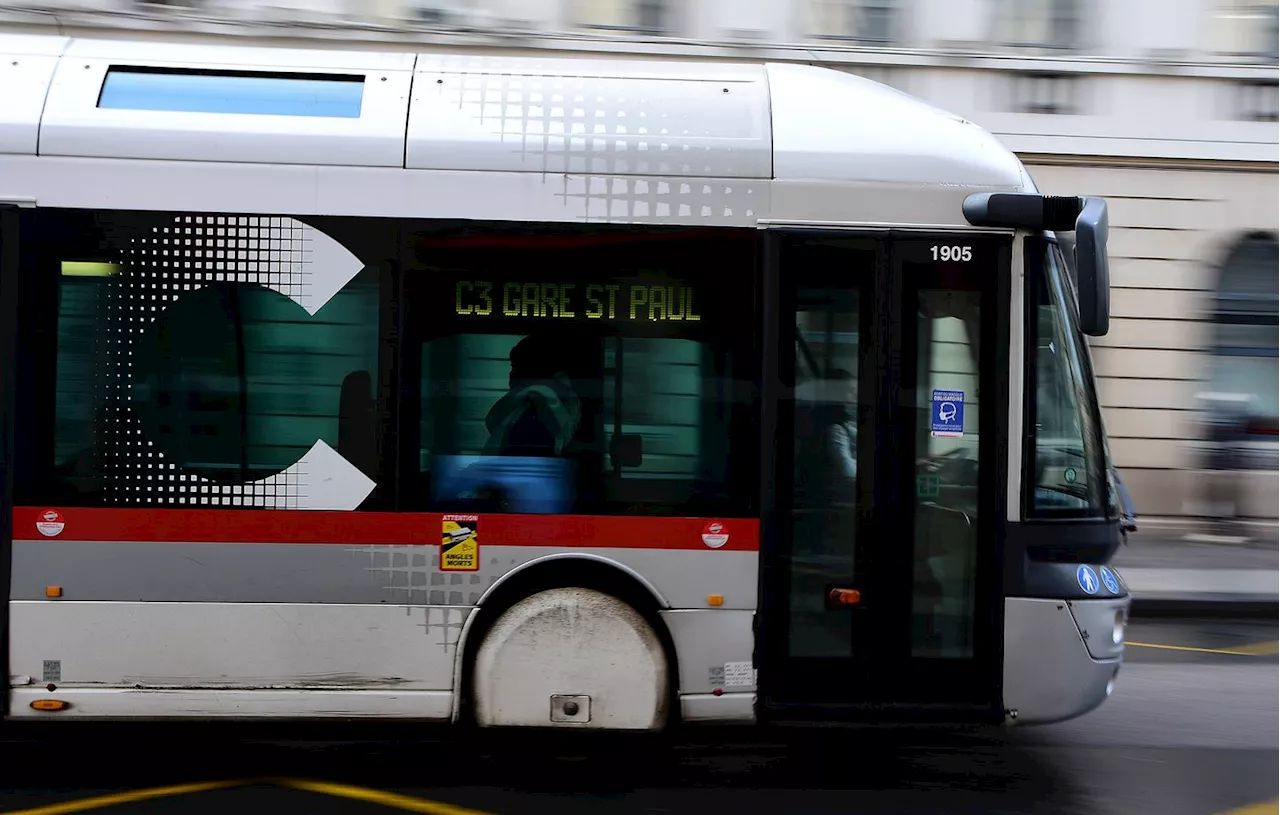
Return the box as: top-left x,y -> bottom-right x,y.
1029,242 -> 1107,516
1205,233 -> 1279,469
912,289 -> 982,659
41,210 -> 380,508
790,280 -> 864,658
411,228 -> 758,518
129,278 -> 380,482
98,68 -> 365,118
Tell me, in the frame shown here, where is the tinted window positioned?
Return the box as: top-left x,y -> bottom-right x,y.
37,211 -> 381,509
29,213 -> 757,517
408,227 -> 759,518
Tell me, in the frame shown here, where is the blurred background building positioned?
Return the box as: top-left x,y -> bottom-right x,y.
2,0 -> 1277,520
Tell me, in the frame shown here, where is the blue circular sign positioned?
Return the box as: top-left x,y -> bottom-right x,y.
1100,566 -> 1120,595
1076,565 -> 1100,595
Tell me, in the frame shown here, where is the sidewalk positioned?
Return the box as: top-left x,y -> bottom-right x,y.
1113,518 -> 1279,618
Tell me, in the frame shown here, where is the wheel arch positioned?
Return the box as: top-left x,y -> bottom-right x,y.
450,553 -> 680,727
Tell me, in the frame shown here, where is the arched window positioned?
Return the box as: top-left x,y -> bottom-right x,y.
1204,232 -> 1278,460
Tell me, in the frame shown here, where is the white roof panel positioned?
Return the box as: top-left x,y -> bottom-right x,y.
407,53 -> 772,178
9,33 -> 1039,217
766,62 -> 1030,191
0,33 -> 69,56
415,51 -> 763,81
39,40 -> 414,167
0,48 -> 60,155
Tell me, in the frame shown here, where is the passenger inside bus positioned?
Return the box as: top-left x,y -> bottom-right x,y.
431,333 -> 585,514
482,333 -> 583,458
822,368 -> 858,483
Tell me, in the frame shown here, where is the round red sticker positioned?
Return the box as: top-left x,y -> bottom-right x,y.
36,510 -> 65,538
701,521 -> 729,549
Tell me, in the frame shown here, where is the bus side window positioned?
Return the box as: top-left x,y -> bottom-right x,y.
602,336 -> 719,500
42,209 -> 384,510
413,229 -> 758,519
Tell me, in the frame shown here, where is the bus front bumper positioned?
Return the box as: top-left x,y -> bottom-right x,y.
1002,595 -> 1130,726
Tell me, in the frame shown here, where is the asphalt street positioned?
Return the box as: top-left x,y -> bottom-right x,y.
0,617 -> 1275,815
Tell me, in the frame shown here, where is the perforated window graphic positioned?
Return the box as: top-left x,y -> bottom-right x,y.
48,213 -> 377,511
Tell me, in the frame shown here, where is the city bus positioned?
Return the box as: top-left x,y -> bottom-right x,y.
0,31 -> 1131,730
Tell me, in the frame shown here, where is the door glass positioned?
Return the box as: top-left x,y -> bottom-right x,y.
911,288 -> 981,659
788,274 -> 866,658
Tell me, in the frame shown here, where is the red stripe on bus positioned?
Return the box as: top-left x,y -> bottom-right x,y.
11,507 -> 759,551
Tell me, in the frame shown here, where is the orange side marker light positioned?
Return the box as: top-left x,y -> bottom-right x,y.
707,595 -> 724,607
45,586 -> 62,598
829,588 -> 861,607
31,699 -> 69,711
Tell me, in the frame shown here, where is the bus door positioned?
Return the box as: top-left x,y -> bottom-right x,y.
0,205 -> 18,719
759,230 -> 1010,721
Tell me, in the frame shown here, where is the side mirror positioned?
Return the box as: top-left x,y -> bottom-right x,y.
1111,467 -> 1138,536
960,191 -> 1111,337
610,433 -> 643,469
1074,196 -> 1110,337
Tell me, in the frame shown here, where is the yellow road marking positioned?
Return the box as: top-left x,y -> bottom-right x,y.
1128,640 -> 1280,657
1232,640 -> 1280,656
277,779 -> 495,815
1215,799 -> 1278,815
2,778 -> 496,815
0,780 -> 250,815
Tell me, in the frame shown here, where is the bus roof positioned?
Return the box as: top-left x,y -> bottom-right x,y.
0,31 -> 1036,227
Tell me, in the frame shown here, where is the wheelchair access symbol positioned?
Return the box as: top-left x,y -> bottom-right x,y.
1100,566 -> 1120,594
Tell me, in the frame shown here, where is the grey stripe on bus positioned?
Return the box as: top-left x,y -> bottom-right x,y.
10,541 -> 758,607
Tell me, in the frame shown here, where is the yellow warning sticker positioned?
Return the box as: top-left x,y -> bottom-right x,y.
441,515 -> 479,572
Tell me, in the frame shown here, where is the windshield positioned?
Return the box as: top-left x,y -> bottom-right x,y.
1027,240 -> 1110,519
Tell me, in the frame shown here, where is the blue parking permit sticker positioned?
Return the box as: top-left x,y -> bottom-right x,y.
1076,565 -> 1100,595
1100,566 -> 1120,595
930,389 -> 964,438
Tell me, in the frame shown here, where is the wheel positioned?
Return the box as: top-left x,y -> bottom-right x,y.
470,587 -> 670,731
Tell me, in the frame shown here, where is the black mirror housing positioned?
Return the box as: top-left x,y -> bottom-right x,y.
962,192 -> 1111,337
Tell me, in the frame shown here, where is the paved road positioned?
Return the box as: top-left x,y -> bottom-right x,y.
1,618 -> 1275,815
1112,526 -> 1278,612
1113,527 -> 1278,573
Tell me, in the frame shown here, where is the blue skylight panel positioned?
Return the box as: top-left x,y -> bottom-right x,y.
98,68 -> 364,118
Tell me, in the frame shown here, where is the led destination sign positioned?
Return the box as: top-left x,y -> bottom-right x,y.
454,280 -> 702,323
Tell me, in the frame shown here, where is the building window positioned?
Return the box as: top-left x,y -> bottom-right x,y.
133,0 -> 204,9
1236,80 -> 1279,121
809,0 -> 897,43
1209,1 -> 1279,61
1008,72 -> 1080,114
1205,232 -> 1279,467
573,0 -> 668,34
992,0 -> 1081,49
